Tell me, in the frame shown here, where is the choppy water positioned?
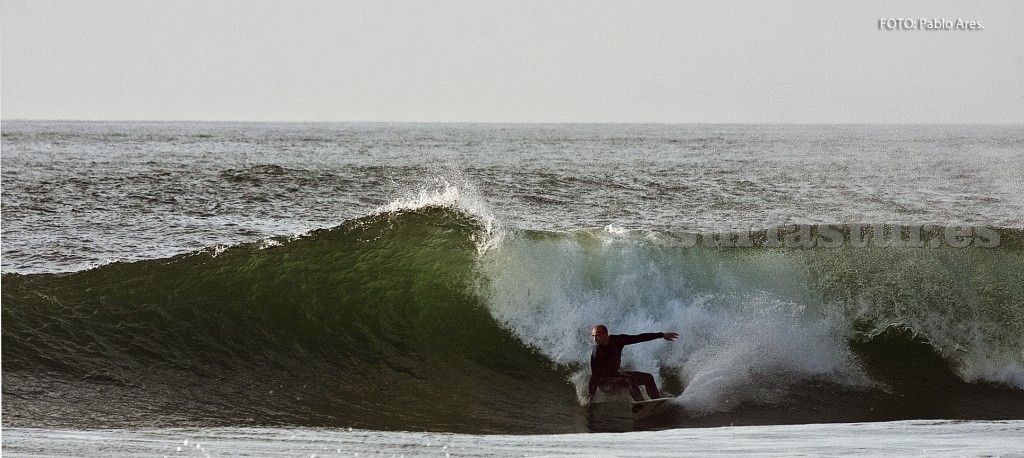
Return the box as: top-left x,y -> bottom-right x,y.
4,121 -> 1021,273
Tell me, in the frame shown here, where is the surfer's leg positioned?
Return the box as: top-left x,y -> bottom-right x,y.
616,373 -> 646,401
623,371 -> 660,399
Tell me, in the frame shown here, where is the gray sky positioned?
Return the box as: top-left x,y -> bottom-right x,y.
2,0 -> 1022,123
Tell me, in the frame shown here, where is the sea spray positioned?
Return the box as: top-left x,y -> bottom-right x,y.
477,228 -> 868,413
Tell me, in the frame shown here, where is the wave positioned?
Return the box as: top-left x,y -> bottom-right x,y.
3,201 -> 1024,433
2,206 -> 579,433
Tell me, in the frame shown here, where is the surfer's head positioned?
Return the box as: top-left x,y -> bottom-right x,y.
591,325 -> 610,346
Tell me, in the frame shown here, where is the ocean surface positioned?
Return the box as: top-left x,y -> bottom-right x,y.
2,121 -> 1023,455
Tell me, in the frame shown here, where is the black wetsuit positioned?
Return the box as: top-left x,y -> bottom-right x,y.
589,333 -> 664,401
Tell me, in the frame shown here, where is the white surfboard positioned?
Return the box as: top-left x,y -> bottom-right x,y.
629,397 -> 672,420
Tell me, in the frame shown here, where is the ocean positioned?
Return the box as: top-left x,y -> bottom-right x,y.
2,121 -> 1023,455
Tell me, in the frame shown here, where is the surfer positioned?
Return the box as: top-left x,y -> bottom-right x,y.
588,324 -> 678,403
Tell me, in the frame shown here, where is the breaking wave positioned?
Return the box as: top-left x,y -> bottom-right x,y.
4,191 -> 1023,433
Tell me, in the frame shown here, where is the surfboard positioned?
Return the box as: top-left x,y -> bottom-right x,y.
589,385 -> 674,420
629,397 -> 672,420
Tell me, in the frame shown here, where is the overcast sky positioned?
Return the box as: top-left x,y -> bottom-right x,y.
2,1 -> 1022,123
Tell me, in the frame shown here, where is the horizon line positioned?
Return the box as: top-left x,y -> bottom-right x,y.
4,118 -> 1023,127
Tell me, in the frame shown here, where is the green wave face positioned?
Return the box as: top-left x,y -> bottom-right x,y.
4,209 -> 1024,432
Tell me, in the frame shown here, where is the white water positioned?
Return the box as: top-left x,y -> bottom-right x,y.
478,228 -> 869,413
5,421 -> 1023,457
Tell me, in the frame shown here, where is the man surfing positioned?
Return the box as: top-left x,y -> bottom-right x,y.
588,324 -> 679,403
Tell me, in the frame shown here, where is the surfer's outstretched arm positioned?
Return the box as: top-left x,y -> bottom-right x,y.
618,332 -> 679,346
